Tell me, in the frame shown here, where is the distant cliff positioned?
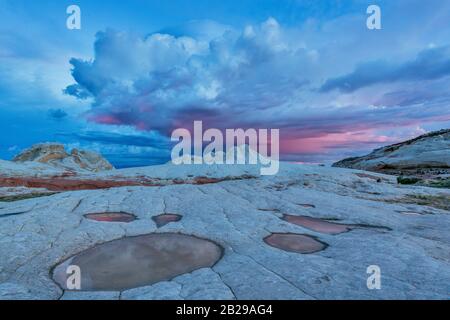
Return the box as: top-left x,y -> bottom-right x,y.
333,129 -> 450,176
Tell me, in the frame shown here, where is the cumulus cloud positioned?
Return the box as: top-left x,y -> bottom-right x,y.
320,46 -> 450,92
63,84 -> 91,99
65,19 -> 315,133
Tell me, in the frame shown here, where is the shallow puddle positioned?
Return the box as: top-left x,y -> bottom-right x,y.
297,204 -> 316,208
84,212 -> 136,223
152,214 -> 182,228
283,215 -> 352,235
264,233 -> 327,254
397,210 -> 424,216
52,233 -> 222,291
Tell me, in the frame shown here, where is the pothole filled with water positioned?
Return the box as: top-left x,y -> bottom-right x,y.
264,233 -> 327,254
84,212 -> 136,223
152,213 -> 182,228
297,203 -> 316,208
282,215 -> 391,234
396,210 -> 433,216
52,233 -> 222,291
283,215 -> 352,235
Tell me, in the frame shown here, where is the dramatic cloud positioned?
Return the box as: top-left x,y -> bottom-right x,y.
3,0 -> 450,165
320,46 -> 450,92
65,19 -> 316,134
62,16 -> 450,162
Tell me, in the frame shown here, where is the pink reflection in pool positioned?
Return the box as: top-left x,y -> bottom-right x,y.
283,215 -> 352,235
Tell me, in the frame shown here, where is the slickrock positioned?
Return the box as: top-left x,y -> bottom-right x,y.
0,155 -> 449,299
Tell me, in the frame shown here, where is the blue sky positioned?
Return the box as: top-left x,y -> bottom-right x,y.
1,0 -> 450,167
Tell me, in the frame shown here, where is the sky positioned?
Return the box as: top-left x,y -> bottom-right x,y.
1,0 -> 450,167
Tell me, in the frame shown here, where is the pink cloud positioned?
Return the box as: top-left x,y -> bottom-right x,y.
88,114 -> 123,125
280,130 -> 395,154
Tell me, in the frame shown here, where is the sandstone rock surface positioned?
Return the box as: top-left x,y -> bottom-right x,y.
0,161 -> 449,300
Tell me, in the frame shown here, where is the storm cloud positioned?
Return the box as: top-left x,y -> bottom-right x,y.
320,46 -> 450,92
63,17 -> 450,162
65,19 -> 315,133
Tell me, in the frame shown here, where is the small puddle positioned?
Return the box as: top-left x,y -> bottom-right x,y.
297,204 -> 316,208
152,214 -> 182,228
84,212 -> 136,223
264,233 -> 327,254
397,210 -> 426,216
283,215 -> 352,235
258,208 -> 281,213
52,233 -> 222,291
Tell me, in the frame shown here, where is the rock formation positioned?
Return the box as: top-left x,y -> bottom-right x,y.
333,129 -> 450,176
12,143 -> 114,172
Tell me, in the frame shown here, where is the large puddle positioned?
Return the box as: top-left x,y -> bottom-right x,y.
264,233 -> 327,254
52,233 -> 222,291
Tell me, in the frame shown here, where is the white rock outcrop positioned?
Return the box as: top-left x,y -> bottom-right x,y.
12,143 -> 114,173
333,129 -> 450,175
